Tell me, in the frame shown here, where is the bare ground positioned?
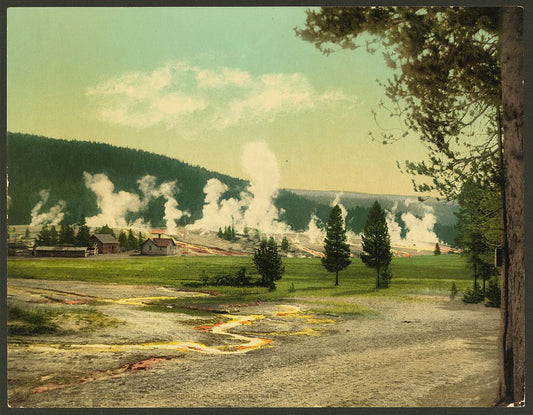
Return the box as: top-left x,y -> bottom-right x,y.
7,278 -> 500,408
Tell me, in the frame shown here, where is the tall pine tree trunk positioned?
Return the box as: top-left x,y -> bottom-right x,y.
335,270 -> 339,286
376,265 -> 380,289
499,6 -> 524,405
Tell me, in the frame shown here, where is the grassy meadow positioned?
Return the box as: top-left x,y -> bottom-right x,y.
8,254 -> 473,305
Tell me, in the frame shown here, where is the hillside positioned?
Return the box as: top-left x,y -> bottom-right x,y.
6,132 -> 458,245
7,132 -> 246,226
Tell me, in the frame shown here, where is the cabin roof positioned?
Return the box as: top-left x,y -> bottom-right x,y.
35,246 -> 88,252
91,234 -> 118,244
144,238 -> 176,248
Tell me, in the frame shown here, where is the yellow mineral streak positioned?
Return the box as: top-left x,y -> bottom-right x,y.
28,313 -> 271,355
20,296 -> 334,356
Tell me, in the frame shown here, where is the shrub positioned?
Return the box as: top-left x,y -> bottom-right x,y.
485,276 -> 501,308
462,282 -> 484,304
200,267 -> 258,287
7,303 -> 59,335
450,282 -> 458,300
288,282 -> 296,293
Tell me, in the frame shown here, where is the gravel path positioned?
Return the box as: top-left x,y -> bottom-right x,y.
7,278 -> 500,407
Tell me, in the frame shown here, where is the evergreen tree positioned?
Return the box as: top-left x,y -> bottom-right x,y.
127,229 -> 138,250
24,227 -> 30,238
118,231 -> 128,252
48,226 -> 59,246
35,224 -> 51,246
321,205 -> 352,286
485,276 -> 501,308
456,178 -> 499,295
281,236 -> 290,252
59,222 -> 76,245
75,217 -> 91,247
361,201 -> 393,289
433,243 -> 441,256
138,231 -> 144,247
219,225 -> 237,241
253,237 -> 285,290
94,224 -> 116,238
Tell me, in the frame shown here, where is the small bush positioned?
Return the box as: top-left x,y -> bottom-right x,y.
288,282 -> 296,293
485,276 -> 501,308
202,267 -> 259,287
7,303 -> 59,335
450,282 -> 458,300
462,283 -> 484,304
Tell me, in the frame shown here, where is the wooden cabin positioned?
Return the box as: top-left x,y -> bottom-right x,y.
89,234 -> 119,254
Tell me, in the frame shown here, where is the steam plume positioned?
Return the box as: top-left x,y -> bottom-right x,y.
84,172 -> 188,232
30,190 -> 66,226
189,141 -> 289,234
304,213 -> 325,244
330,192 -> 348,221
386,202 -> 439,245
159,180 -> 188,234
84,173 -> 143,228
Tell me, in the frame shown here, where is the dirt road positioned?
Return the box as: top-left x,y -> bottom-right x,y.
7,278 -> 500,407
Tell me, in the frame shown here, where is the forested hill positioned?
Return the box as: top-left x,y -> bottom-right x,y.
7,132 -> 247,225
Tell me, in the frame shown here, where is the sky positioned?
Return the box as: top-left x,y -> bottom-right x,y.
7,7 -> 432,195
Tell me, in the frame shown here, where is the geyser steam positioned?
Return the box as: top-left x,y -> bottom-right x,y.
386,201 -> 439,245
84,172 -> 187,231
30,190 -> 66,226
190,141 -> 289,234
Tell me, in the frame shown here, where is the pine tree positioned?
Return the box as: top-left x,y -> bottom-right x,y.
48,226 -> 59,246
75,216 -> 91,247
94,224 -> 116,238
434,243 -> 441,256
253,237 -> 285,290
281,236 -> 289,251
127,229 -> 137,250
361,201 -> 393,289
322,205 -> 352,286
36,224 -> 51,246
59,222 -> 76,245
118,231 -> 128,252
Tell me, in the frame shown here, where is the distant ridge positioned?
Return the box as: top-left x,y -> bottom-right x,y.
286,188 -> 422,203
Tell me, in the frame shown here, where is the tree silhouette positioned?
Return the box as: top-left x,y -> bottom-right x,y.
253,237 -> 285,290
360,201 -> 392,289
322,205 -> 352,286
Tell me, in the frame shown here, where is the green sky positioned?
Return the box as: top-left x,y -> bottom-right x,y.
7,7 -> 431,195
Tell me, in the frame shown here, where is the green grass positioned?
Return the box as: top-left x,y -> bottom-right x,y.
7,303 -> 59,335
299,299 -> 377,316
7,302 -> 121,335
8,254 -> 473,306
